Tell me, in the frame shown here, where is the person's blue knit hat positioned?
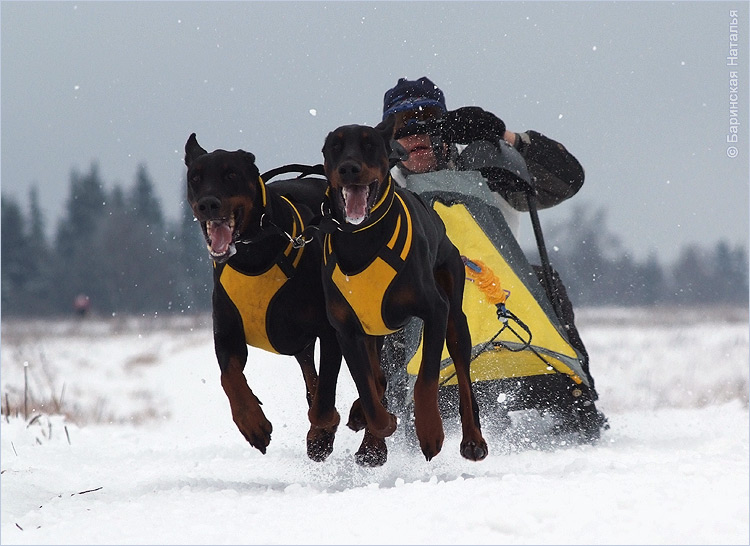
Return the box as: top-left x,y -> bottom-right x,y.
382,77 -> 447,120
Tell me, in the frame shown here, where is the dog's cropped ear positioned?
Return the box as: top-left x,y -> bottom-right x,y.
376,116 -> 409,167
239,150 -> 257,173
321,131 -> 334,154
375,116 -> 396,144
185,133 -> 208,167
321,131 -> 335,174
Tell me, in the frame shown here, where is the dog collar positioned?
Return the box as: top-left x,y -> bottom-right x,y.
234,175 -> 273,245
368,174 -> 393,215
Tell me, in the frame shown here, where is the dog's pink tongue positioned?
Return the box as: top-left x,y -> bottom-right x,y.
343,185 -> 369,225
209,221 -> 233,255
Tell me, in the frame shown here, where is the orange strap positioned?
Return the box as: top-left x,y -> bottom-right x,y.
463,257 -> 509,306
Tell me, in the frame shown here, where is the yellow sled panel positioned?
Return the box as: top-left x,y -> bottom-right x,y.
406,202 -> 582,385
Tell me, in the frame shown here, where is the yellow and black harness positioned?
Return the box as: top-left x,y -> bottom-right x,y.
217,177 -> 307,353
322,177 -> 414,336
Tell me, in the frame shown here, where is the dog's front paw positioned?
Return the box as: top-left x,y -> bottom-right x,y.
419,433 -> 444,462
354,430 -> 388,467
233,411 -> 273,454
415,417 -> 444,461
460,437 -> 488,461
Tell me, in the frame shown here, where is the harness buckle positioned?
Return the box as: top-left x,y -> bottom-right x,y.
291,234 -> 313,249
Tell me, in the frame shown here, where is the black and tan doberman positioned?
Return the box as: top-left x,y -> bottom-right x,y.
184,133 -> 342,461
317,120 -> 488,465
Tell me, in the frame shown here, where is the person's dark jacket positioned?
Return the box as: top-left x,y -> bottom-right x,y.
493,130 -> 584,211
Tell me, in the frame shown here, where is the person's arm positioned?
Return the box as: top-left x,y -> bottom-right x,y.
501,130 -> 585,211
441,107 -> 584,211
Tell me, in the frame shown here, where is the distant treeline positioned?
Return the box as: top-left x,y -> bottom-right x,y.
2,163 -> 748,318
536,205 -> 748,308
2,163 -> 210,318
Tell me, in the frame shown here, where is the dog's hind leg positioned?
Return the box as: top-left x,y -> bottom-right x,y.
340,334 -> 397,440
295,342 -> 319,408
346,399 -> 367,432
350,337 -> 389,466
355,429 -> 388,467
307,330 -> 343,462
346,336 -> 386,432
345,397 -> 389,467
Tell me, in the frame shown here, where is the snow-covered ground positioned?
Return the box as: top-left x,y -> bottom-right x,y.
1,307 -> 748,545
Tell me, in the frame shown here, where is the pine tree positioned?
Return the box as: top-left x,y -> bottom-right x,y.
670,245 -> 711,304
53,163 -> 110,314
636,253 -> 665,305
24,187 -> 54,314
97,167 -> 182,314
128,164 -> 164,229
1,196 -> 29,313
710,240 -> 749,304
546,204 -> 623,306
174,198 -> 212,313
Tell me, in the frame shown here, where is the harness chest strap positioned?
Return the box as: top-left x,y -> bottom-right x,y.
219,195 -> 305,353
324,192 -> 413,336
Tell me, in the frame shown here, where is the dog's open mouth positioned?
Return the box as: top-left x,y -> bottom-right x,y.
204,215 -> 238,262
341,180 -> 380,225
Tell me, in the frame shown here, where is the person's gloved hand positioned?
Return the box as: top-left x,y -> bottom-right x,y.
440,106 -> 506,144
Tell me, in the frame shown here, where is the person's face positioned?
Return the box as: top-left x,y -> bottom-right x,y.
397,133 -> 437,173
393,106 -> 444,174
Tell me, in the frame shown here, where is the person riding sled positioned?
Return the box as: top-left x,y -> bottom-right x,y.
379,76 -> 607,437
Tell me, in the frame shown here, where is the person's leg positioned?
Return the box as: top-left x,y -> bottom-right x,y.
533,265 -> 597,398
534,266 -> 608,439
381,318 -> 424,414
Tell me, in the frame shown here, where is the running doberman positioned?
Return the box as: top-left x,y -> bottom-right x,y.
317,120 -> 488,465
184,134 -> 342,461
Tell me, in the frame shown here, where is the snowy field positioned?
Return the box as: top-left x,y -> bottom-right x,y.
1,306 -> 748,545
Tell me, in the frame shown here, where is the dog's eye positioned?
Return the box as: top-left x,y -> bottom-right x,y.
225,172 -> 237,182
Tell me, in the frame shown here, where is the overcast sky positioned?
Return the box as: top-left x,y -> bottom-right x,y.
2,1 -> 748,263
